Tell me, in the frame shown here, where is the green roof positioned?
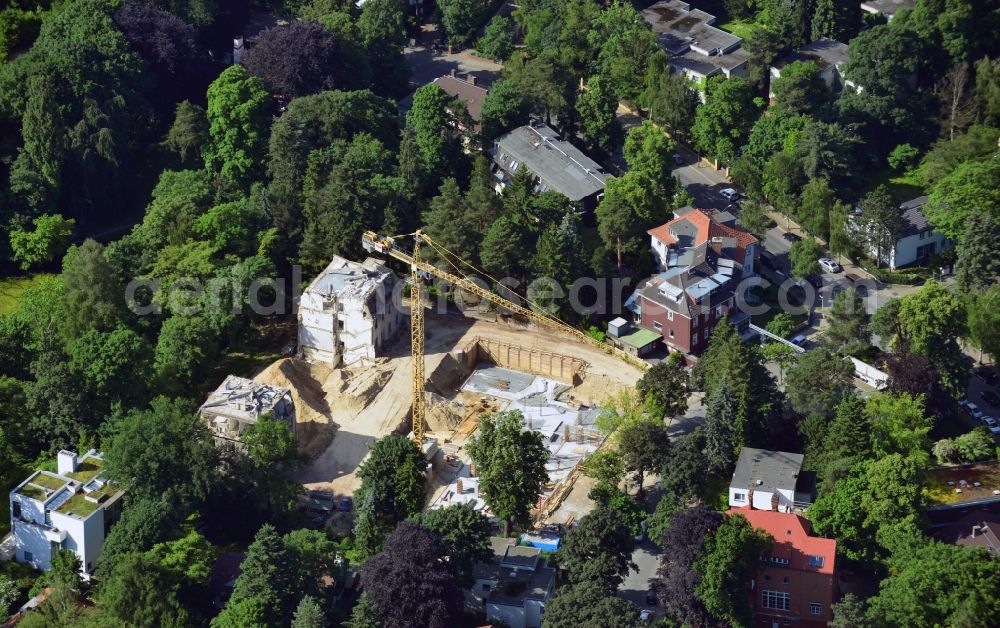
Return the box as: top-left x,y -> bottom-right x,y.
619,328 -> 661,349
58,492 -> 100,518
31,473 -> 68,491
66,458 -> 103,483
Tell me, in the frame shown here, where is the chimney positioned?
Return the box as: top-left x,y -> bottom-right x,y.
467,74 -> 477,86
233,37 -> 245,65
57,450 -> 78,476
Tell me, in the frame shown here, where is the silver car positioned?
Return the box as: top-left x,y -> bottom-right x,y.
720,188 -> 740,202
818,258 -> 842,273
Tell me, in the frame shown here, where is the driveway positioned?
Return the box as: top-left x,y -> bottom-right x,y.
403,45 -> 503,91
670,145 -> 735,210
619,537 -> 661,618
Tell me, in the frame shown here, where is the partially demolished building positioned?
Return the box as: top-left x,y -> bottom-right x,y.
200,375 -> 296,446
297,256 -> 402,367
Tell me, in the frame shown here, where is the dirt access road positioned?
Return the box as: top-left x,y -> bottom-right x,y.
255,312 -> 644,501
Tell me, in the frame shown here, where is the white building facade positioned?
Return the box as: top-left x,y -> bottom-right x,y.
8,450 -> 124,578
297,256 -> 403,367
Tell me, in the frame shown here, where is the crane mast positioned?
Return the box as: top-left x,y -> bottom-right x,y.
362,229 -> 648,446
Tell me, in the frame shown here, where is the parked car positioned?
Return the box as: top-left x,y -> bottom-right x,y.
640,609 -> 653,623
975,367 -> 999,385
981,390 -> 1000,407
791,334 -> 807,346
983,416 -> 1000,434
818,257 -> 842,273
338,497 -> 353,512
782,232 -> 802,242
720,187 -> 740,202
965,402 -> 984,420
672,153 -> 683,166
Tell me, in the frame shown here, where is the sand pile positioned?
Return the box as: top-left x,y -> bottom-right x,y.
255,358 -> 336,458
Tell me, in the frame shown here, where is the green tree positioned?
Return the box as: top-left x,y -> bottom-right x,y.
640,53 -> 698,140
692,76 -> 759,164
103,396 -> 218,504
919,125 -> 1000,186
635,353 -> 688,418
926,154 -> 1000,242
822,287 -> 870,355
897,280 -> 969,395
437,0 -> 483,46
98,551 -> 190,627
541,580 -> 641,628
0,573 -> 17,617
354,434 -> 426,557
967,286 -> 1000,365
59,239 -> 125,344
291,596 -> 325,628
239,414 -> 303,516
868,540 -> 1000,627
423,178 -> 478,265
954,427 -> 994,462
737,198 -> 775,240
660,428 -> 708,499
9,213 -> 75,271
37,549 -> 82,626
762,151 -> 806,216
576,75 -> 622,157
704,375 -> 741,474
504,51 -> 575,125
477,16 -> 515,62
68,325 -> 152,413
830,592 -> 867,628
772,60 -> 830,116
645,491 -> 681,545
96,497 -> 178,581
976,56 -> 1000,124
411,504 -> 493,587
766,312 -> 796,338
797,177 -> 838,241
406,83 -> 461,186
789,237 -> 823,278
164,100 -> 208,166
595,179 -> 643,272
618,420 -> 671,497
555,508 -> 636,592
956,212 -> 1000,292
148,527 -> 215,587
811,0 -> 861,43
866,393 -> 932,461
467,411 -> 550,535
154,315 -> 219,395
218,524 -> 297,627
479,78 -> 531,144
694,514 -> 772,627
786,349 -> 854,418
204,65 -> 272,188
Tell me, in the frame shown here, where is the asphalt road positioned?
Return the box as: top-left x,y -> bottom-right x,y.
670,145 -> 735,210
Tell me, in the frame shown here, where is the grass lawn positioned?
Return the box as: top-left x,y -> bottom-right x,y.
716,18 -> 758,40
0,273 -> 54,316
867,169 -> 926,203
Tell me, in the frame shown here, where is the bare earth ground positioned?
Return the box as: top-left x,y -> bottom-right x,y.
253,312 -> 644,504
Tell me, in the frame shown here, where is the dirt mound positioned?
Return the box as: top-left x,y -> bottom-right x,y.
425,391 -> 462,432
255,358 -> 335,458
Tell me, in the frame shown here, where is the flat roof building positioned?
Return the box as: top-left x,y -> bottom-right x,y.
491,123 -> 608,210
200,375 -> 295,447
861,0 -> 916,20
770,39 -> 852,98
9,450 -> 124,578
298,256 -> 403,367
642,0 -> 749,85
470,537 -> 556,628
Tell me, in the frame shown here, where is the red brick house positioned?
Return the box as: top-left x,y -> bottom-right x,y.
633,208 -> 758,356
727,507 -> 838,628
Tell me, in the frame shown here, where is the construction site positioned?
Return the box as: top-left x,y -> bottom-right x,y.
254,311 -> 642,524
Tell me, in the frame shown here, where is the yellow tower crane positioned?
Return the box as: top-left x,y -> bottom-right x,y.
362,229 -> 649,447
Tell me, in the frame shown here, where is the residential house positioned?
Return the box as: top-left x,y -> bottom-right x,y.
769,39 -> 852,100
729,447 -> 816,513
634,207 -> 758,356
861,0 -> 916,20
8,450 -> 124,578
642,0 -> 749,96
432,72 -> 488,136
856,195 -> 952,269
491,123 -> 608,211
199,375 -> 296,447
470,537 -> 556,628
298,256 -> 403,367
727,507 -> 838,627
933,511 -> 1000,556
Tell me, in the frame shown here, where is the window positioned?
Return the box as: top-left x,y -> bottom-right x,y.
668,330 -> 675,338
810,603 -> 822,616
782,576 -> 789,584
807,555 -> 825,568
765,556 -> 790,565
23,551 -> 33,563
667,310 -> 674,321
762,590 -> 790,610
653,321 -> 662,331
12,501 -> 20,518
733,492 -> 746,502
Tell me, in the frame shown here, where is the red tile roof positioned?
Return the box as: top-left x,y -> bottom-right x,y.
647,209 -> 758,264
727,507 -> 836,575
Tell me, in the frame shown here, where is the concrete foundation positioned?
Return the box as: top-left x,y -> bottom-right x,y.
457,336 -> 587,385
